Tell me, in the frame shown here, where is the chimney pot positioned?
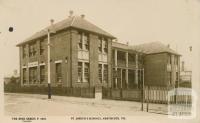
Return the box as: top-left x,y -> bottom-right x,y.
69,10 -> 73,17
81,14 -> 85,19
50,19 -> 54,25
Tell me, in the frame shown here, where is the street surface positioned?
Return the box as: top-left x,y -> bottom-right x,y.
3,93 -> 197,123
4,93 -> 166,116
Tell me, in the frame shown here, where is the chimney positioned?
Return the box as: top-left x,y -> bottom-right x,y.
81,14 -> 85,19
50,19 -> 54,26
69,10 -> 74,17
189,46 -> 192,52
181,61 -> 185,71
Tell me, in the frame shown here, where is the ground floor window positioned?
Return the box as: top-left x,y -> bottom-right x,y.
168,72 -> 172,85
78,62 -> 82,82
138,69 -> 144,89
40,65 -> 45,84
22,68 -> 27,84
176,72 -> 178,81
56,63 -> 62,83
98,64 -> 103,83
84,62 -> 89,82
78,61 -> 89,83
98,64 -> 108,83
128,69 -> 135,89
29,67 -> 37,84
103,64 -> 108,83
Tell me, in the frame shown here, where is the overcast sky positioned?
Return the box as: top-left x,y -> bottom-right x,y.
0,0 -> 200,77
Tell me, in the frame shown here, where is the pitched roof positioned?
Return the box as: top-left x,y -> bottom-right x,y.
131,41 -> 180,55
17,16 -> 115,46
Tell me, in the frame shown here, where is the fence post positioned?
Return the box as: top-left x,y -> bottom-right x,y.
146,86 -> 149,112
141,88 -> 144,111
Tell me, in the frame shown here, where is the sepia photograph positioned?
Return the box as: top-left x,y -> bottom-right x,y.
0,0 -> 200,123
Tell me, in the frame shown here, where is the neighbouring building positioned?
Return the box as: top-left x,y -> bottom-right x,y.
4,70 -> 20,85
16,13 -> 180,93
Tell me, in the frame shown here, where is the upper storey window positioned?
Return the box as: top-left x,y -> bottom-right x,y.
78,32 -> 89,51
103,38 -> 108,53
29,42 -> 37,57
98,37 -> 102,53
22,45 -> 26,58
98,37 -> 108,54
174,56 -> 179,65
83,33 -> 89,50
40,39 -> 45,55
78,32 -> 82,49
168,54 -> 172,64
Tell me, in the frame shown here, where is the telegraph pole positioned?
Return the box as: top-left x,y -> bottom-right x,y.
47,29 -> 51,99
47,19 -> 55,99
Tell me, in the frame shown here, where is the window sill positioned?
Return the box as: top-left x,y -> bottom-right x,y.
78,49 -> 89,52
76,81 -> 89,83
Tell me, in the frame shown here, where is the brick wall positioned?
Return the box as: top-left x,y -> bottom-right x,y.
20,30 -> 71,87
144,53 -> 180,87
89,34 -> 99,87
144,53 -> 168,86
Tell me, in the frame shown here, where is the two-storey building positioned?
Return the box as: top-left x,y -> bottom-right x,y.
16,14 -> 180,98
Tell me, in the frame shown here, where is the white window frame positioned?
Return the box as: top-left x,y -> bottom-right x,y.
77,60 -> 89,83
78,32 -> 89,51
98,63 -> 108,83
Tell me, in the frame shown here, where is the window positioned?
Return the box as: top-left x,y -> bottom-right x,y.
98,64 -> 108,83
176,72 -> 178,81
138,55 -> 143,64
168,72 -> 172,85
103,64 -> 108,83
23,68 -> 27,84
40,40 -> 45,55
98,64 -> 102,83
117,51 -> 126,61
103,38 -> 108,53
22,45 -> 26,58
78,62 -> 89,83
98,37 -> 102,53
128,53 -> 136,63
98,37 -> 108,53
78,32 -> 89,50
168,54 -> 172,64
84,63 -> 89,82
174,56 -> 179,65
29,67 -> 37,84
78,32 -> 82,49
56,63 -> 62,83
40,65 -> 45,83
138,69 -> 143,88
83,33 -> 89,50
29,42 -> 37,57
78,62 -> 82,82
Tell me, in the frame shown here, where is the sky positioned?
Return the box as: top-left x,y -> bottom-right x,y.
0,0 -> 200,76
